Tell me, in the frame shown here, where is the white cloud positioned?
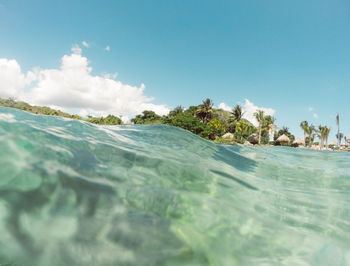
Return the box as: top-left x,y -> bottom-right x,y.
0,58 -> 36,99
218,102 -> 232,112
217,99 -> 275,127
103,72 -> 118,79
105,45 -> 110,52
71,44 -> 82,55
313,113 -> 318,119
242,99 -> 275,126
0,46 -> 169,118
82,41 -> 89,48
121,116 -> 131,124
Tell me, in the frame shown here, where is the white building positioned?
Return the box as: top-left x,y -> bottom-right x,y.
346,134 -> 350,144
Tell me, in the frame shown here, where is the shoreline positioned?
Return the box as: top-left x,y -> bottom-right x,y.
1,98 -> 348,151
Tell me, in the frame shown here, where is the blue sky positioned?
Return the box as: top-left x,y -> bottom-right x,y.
0,0 -> 349,140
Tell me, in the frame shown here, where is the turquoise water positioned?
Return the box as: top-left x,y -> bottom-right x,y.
0,106 -> 350,266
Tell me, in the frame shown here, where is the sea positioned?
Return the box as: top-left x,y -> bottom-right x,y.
0,106 -> 350,266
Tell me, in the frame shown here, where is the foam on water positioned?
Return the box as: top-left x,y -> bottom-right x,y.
0,106 -> 350,265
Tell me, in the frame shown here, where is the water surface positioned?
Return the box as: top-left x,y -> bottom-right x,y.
0,106 -> 349,265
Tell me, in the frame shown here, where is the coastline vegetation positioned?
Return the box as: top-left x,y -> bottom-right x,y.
299,115 -> 349,150
1,97 -> 347,150
0,97 -> 122,125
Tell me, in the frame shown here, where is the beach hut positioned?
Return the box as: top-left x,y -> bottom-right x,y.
292,138 -> 305,147
276,134 -> 290,145
295,138 -> 305,145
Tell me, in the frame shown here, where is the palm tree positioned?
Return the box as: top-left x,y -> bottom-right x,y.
300,120 -> 309,144
324,126 -> 331,149
231,104 -> 244,122
254,110 -> 265,145
317,125 -> 331,150
196,98 -> 213,123
169,106 -> 184,117
264,115 -> 276,142
317,126 -> 324,149
336,113 -> 340,147
336,132 -> 343,146
280,126 -> 289,135
305,124 -> 315,147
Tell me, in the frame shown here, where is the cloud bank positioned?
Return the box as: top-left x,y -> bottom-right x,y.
218,99 -> 276,126
0,46 -> 169,119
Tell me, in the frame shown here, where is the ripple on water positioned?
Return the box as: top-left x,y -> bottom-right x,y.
0,106 -> 350,265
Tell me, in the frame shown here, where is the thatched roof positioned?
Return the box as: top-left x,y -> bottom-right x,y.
346,134 -> 350,140
293,138 -> 305,145
276,134 -> 290,143
328,141 -> 337,146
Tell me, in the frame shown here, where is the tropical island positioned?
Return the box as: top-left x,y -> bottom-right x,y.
1,97 -> 348,151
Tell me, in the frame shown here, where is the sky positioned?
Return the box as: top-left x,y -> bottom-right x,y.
0,0 -> 349,140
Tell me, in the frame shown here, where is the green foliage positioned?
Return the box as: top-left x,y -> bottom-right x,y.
307,124 -> 316,146
86,115 -> 123,125
260,115 -> 276,144
254,110 -> 265,144
207,118 -> 227,137
186,105 -> 198,116
163,108 -> 222,140
260,130 -> 270,144
234,119 -> 256,142
162,99 -> 230,140
231,104 -> 244,122
0,97 -> 124,126
212,108 -> 232,124
305,136 -> 314,146
214,137 -> 237,145
131,110 -> 162,124
168,106 -> 184,117
195,98 -> 213,123
300,120 -> 308,136
317,125 -> 331,149
163,112 -> 206,135
160,99 -> 260,143
336,132 -> 344,145
0,97 -> 82,120
199,126 -> 217,140
299,121 -> 321,147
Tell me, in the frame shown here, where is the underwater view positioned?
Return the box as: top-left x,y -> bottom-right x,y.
1,106 -> 350,265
